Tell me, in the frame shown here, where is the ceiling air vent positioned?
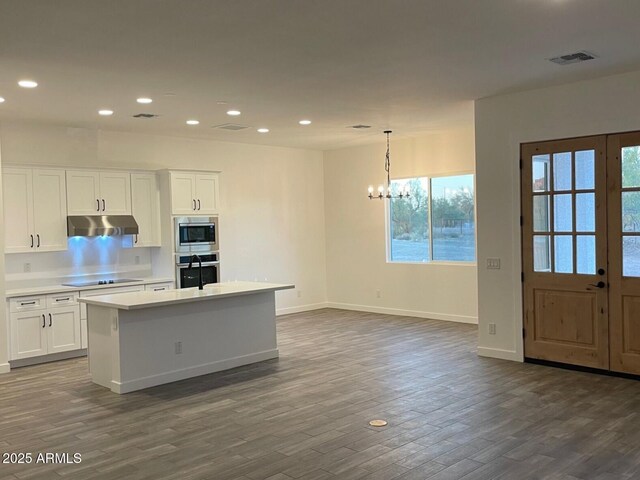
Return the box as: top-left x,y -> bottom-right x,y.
549,51 -> 596,66
212,123 -> 250,131
132,113 -> 159,119
350,124 -> 371,129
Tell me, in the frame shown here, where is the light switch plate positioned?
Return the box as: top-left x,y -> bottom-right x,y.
486,258 -> 501,269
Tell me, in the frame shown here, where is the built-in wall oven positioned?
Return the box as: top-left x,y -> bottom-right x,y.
175,252 -> 220,289
175,216 -> 218,253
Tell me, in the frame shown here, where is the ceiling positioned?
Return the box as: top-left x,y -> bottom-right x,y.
1,0 -> 640,150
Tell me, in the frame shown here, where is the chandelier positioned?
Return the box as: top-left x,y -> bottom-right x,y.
367,130 -> 410,200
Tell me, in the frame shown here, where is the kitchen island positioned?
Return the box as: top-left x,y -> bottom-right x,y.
79,281 -> 294,393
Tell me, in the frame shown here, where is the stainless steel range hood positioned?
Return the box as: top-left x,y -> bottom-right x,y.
67,215 -> 139,237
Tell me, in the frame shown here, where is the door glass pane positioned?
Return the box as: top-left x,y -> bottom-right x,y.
533,235 -> 551,272
553,152 -> 572,191
532,155 -> 550,192
554,235 -> 573,273
554,194 -> 572,232
623,236 -> 640,277
575,150 -> 595,190
622,146 -> 640,188
622,191 -> 640,232
533,195 -> 550,232
576,193 -> 595,232
576,235 -> 596,275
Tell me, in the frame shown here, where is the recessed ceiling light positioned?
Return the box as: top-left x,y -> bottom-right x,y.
137,97 -> 153,104
226,110 -> 241,116
18,80 -> 38,88
0,97 -> 5,103
98,109 -> 114,116
299,119 -> 312,125
186,120 -> 200,125
257,128 -> 269,133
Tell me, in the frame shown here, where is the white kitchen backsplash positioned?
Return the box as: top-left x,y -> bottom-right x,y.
5,236 -> 153,289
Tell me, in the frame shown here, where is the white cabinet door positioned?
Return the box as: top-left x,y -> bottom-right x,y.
10,310 -> 48,360
170,172 -> 197,215
46,306 -> 81,354
195,174 -> 219,214
100,171 -> 131,215
3,167 -> 34,253
32,169 -> 68,252
66,170 -> 101,215
131,173 -> 160,247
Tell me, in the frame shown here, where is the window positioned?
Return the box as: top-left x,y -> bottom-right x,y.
388,174 -> 475,263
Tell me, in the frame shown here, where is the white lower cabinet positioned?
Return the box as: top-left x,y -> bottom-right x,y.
9,298 -> 81,360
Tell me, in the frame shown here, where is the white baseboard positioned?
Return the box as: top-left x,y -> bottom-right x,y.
276,302 -> 329,316
477,347 -> 522,362
325,302 -> 478,324
112,349 -> 279,394
0,362 -> 10,374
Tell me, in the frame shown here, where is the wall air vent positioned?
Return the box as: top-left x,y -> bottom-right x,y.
212,123 -> 250,131
549,51 -> 596,66
132,113 -> 159,118
350,124 -> 371,129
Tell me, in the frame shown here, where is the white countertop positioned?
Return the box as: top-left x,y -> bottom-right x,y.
78,281 -> 295,310
5,277 -> 176,298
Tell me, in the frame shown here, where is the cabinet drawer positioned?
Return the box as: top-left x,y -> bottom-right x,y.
46,292 -> 78,308
145,282 -> 174,292
9,295 -> 46,313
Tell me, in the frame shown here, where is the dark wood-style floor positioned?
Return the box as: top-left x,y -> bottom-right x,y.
2,309 -> 640,480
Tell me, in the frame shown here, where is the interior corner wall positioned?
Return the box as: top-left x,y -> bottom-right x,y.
323,126 -> 478,323
475,68 -> 640,362
0,134 -> 8,372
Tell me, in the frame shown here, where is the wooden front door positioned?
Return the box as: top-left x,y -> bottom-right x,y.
608,132 -> 640,375
521,136 -> 610,369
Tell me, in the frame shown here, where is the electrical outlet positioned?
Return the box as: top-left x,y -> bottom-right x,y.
24,263 -> 31,273
486,258 -> 501,270
134,255 -> 140,265
174,341 -> 182,354
488,323 -> 496,335
376,290 -> 381,298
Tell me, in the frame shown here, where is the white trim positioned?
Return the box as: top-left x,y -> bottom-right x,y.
110,349 -> 279,394
0,362 -> 10,373
326,302 -> 477,324
10,349 -> 86,368
276,302 -> 328,316
477,347 -> 523,362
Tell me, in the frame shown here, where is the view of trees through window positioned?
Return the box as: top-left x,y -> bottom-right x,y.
389,174 -> 475,262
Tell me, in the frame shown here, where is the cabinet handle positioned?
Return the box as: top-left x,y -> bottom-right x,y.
55,297 -> 70,302
30,234 -> 34,248
197,199 -> 201,210
102,199 -> 106,211
193,199 -> 196,210
153,287 -> 164,291
49,313 -> 52,327
42,314 -> 46,328
36,234 -> 40,248
21,301 -> 36,306
97,199 -> 100,211
134,234 -> 138,244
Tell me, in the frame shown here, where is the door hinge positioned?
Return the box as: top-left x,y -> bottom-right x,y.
520,216 -> 523,226
522,328 -> 526,338
521,272 -> 525,282
519,158 -> 523,169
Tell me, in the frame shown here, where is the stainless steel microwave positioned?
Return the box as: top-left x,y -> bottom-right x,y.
175,216 -> 219,253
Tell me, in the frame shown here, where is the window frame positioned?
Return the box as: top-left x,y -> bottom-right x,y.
385,171 -> 477,266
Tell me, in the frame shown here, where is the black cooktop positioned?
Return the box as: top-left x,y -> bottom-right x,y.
61,278 -> 142,288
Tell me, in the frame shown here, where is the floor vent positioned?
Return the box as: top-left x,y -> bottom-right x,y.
212,123 -> 250,131
549,51 -> 596,65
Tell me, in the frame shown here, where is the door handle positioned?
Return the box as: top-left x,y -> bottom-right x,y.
102,199 -> 106,211
36,234 -> 40,248
588,281 -> 606,289
97,199 -> 100,211
49,313 -> 52,327
42,314 -> 46,328
193,199 -> 196,210
197,199 -> 201,210
30,234 -> 34,248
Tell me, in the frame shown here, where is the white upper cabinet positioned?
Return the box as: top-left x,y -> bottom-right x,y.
170,171 -> 219,215
66,170 -> 131,215
131,172 -> 161,247
3,167 -> 67,253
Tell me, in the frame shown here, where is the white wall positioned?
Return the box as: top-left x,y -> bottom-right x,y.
475,68 -> 640,361
323,126 -> 478,323
0,121 -> 327,314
